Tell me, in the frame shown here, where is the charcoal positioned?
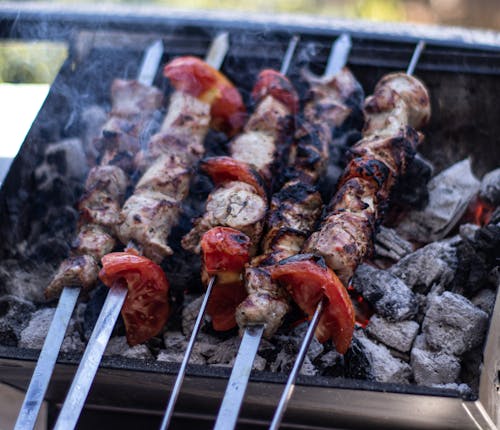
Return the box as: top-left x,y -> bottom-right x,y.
366,315 -> 419,353
18,307 -> 84,353
471,288 -> 497,315
349,332 -> 412,384
411,347 -> 460,385
460,347 -> 483,393
352,264 -> 418,321
479,167 -> 500,205
396,159 -> 480,243
0,295 -> 35,346
287,321 -> 324,361
80,105 -> 107,162
181,294 -> 205,336
104,336 -> 153,360
34,138 -> 88,194
374,226 -> 414,261
392,153 -> 433,209
389,241 -> 457,294
270,348 -> 317,376
422,291 -> 489,355
452,224 -> 500,294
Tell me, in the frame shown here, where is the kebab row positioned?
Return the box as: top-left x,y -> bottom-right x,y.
20,34 -> 432,430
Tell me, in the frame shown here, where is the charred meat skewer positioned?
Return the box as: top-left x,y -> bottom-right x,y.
212,34 -> 362,430
53,34 -> 245,430
14,40 -> 165,430
269,40 -> 431,429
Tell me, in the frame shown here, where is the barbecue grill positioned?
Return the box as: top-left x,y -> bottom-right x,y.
0,4 -> 499,429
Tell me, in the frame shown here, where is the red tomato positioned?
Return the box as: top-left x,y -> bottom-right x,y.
201,227 -> 251,331
163,56 -> 246,136
251,69 -> 299,114
206,280 -> 248,331
271,255 -> 355,354
201,156 -> 267,199
201,227 -> 251,274
99,252 -> 170,346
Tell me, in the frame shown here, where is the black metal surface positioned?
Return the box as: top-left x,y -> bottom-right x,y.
0,9 -> 499,429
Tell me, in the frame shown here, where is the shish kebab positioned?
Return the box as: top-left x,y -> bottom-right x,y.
53,34 -> 246,429
160,35 -> 301,430
212,34 -> 364,430
14,40 -> 165,430
269,40 -> 430,429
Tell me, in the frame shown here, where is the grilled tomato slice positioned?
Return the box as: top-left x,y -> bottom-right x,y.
201,227 -> 251,331
271,254 -> 355,354
201,156 -> 267,199
252,69 -> 299,114
99,251 -> 170,346
164,56 -> 246,136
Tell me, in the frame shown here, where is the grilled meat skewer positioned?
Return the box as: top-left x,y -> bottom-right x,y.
45,81 -> 164,299
269,41 -> 431,429
186,70 -> 300,331
235,67 -> 364,339
116,57 -> 245,264
16,41 -> 166,430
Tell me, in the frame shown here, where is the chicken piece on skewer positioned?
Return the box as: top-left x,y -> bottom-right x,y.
235,68 -> 364,339
273,72 -> 431,352
116,57 -> 246,264
45,81 -> 164,299
304,73 -> 430,285
186,70 -> 300,331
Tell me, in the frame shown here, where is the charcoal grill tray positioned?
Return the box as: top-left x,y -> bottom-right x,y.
0,5 -> 499,429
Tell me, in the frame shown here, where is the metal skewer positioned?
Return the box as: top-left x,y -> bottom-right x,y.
268,39 -> 426,430
158,34 -> 300,430
211,34 -> 300,430
52,33 -> 230,430
13,39 -> 164,430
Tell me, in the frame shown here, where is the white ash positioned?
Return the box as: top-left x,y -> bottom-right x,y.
270,349 -> 317,376
389,241 -> 457,294
318,350 -> 343,369
479,167 -> 500,205
396,159 -> 480,243
0,260 -> 54,303
103,336 -> 153,360
459,223 -> 481,242
18,307 -> 84,353
0,295 -> 36,346
253,355 -> 267,372
181,294 -> 205,335
206,337 -> 240,365
157,350 -> 205,365
163,330 -> 188,352
354,333 -> 412,384
471,288 -> 497,315
374,226 -> 414,261
411,347 -> 461,385
34,138 -> 88,193
366,315 -> 419,353
352,264 -> 418,321
422,291 -> 489,355
276,321 -> 324,361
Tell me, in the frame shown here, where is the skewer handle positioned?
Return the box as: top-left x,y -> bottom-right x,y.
269,299 -> 324,430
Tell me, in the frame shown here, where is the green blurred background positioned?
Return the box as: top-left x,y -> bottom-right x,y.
1,0 -> 500,84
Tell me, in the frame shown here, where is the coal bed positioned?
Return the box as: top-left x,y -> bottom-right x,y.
0,6 -> 499,430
